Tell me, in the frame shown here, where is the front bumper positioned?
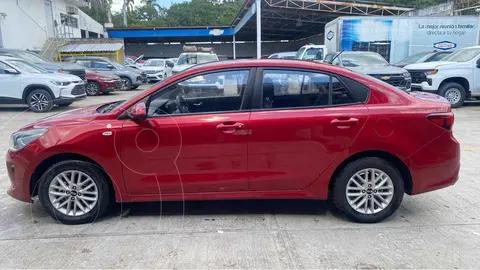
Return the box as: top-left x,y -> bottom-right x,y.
54,82 -> 87,104
99,80 -> 121,93
6,147 -> 36,203
147,73 -> 164,81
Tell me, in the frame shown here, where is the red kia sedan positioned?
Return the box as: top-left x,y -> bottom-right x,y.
6,59 -> 460,224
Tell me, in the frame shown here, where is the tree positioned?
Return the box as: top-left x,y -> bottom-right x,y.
80,0 -> 112,25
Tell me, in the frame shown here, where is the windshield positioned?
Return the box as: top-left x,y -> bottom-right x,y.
177,53 -> 218,65
341,53 -> 389,67
442,47 -> 480,62
7,59 -> 48,74
302,48 -> 324,60
16,51 -> 50,64
397,52 -> 431,64
295,47 -> 306,59
144,59 -> 165,67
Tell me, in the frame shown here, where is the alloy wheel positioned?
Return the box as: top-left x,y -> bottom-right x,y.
30,93 -> 49,111
345,168 -> 394,215
121,78 -> 131,90
48,170 -> 98,217
86,83 -> 99,95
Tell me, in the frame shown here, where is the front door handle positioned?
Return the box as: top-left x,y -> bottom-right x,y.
216,122 -> 244,134
330,118 -> 359,128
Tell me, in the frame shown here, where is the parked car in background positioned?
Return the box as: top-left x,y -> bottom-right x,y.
126,55 -> 145,65
295,44 -> 328,61
268,51 -> 297,59
140,58 -> 174,82
0,56 -> 86,112
0,49 -> 87,80
325,51 -> 411,91
169,58 -> 178,64
405,46 -> 480,107
393,51 -> 452,68
125,55 -> 144,69
6,59 -> 459,224
85,70 -> 122,96
172,52 -> 219,75
64,56 -> 147,90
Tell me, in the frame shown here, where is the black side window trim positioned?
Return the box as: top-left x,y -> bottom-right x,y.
252,67 -> 366,110
142,67 -> 257,119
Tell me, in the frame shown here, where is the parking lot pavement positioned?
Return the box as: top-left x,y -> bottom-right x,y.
0,87 -> 480,268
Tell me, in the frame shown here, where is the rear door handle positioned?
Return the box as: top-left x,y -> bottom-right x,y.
330,118 -> 359,128
216,122 -> 244,134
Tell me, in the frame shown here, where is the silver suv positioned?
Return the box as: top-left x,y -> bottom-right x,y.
64,56 -> 147,90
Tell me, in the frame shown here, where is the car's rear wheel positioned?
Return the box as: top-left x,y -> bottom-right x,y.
85,82 -> 100,96
331,157 -> 404,223
38,160 -> 111,225
439,82 -> 466,108
27,89 -> 54,113
120,77 -> 132,90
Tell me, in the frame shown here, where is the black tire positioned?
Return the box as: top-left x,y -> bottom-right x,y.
85,82 -> 100,96
439,82 -> 466,108
38,160 -> 111,225
331,157 -> 404,223
27,89 -> 54,113
57,102 -> 73,107
130,85 -> 139,90
120,77 -> 132,90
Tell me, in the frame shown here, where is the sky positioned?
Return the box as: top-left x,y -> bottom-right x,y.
110,0 -> 188,12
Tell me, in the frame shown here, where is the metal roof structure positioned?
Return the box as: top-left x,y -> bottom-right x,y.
106,0 -> 413,43
233,0 -> 414,41
60,43 -> 124,52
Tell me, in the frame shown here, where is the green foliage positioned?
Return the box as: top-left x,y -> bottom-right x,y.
84,0 -> 242,27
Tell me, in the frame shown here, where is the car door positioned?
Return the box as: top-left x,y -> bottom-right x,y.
0,61 -> 24,100
120,69 -> 254,195
248,68 -> 369,191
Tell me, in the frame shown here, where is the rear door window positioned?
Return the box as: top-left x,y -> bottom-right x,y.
260,69 -> 366,109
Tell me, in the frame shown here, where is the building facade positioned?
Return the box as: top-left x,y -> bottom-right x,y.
0,0 -> 104,50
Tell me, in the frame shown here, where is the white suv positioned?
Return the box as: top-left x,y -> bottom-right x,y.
0,56 -> 86,112
405,46 -> 480,108
294,44 -> 328,61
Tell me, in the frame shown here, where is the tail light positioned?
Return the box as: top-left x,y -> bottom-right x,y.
427,112 -> 454,130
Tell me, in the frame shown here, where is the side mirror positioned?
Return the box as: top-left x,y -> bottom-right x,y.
106,64 -> 114,69
167,62 -> 174,68
129,102 -> 147,120
476,63 -> 480,68
5,68 -> 19,74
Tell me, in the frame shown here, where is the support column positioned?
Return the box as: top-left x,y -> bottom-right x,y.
256,0 -> 261,59
233,35 -> 236,59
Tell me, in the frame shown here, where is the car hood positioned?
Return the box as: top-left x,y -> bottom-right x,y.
38,62 -> 85,72
36,72 -> 83,81
86,72 -> 119,79
348,65 -> 407,75
141,66 -> 165,71
25,105 -> 100,129
404,61 -> 457,70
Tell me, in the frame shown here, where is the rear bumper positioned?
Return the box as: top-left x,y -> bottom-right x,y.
407,131 -> 460,195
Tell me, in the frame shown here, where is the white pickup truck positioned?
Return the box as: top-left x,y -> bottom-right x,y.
405,46 -> 480,108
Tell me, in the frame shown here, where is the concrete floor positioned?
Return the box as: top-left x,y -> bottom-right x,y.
0,86 -> 480,268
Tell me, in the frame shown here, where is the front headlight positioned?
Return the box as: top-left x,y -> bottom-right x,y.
10,128 -> 48,151
403,72 -> 411,78
425,69 -> 438,76
58,69 -> 66,74
50,80 -> 71,86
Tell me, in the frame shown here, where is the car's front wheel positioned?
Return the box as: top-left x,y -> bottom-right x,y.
85,82 -> 100,96
439,82 -> 466,108
27,89 -> 54,113
38,160 -> 111,225
331,157 -> 404,223
120,77 -> 132,90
